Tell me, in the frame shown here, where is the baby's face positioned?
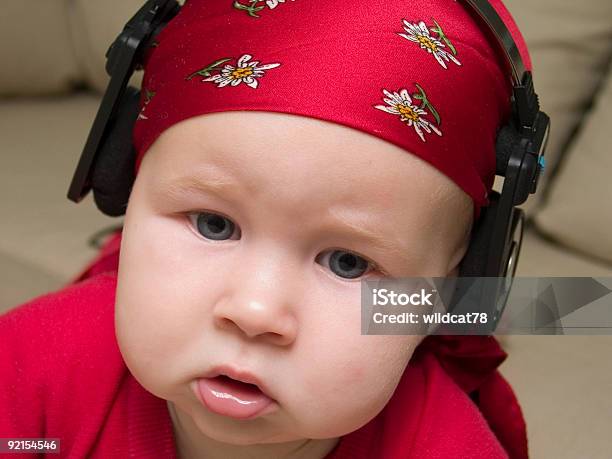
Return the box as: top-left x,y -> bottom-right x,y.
115,111 -> 473,445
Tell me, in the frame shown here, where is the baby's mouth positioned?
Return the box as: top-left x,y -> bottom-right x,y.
196,374 -> 276,420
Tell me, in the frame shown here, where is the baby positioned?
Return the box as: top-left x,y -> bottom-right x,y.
1,0 -> 532,457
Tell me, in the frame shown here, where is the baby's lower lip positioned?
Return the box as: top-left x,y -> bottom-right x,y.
195,376 -> 276,420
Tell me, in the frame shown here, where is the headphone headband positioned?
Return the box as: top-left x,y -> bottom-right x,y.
463,0 -> 526,86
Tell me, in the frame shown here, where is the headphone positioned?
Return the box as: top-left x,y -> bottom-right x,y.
67,0 -> 550,332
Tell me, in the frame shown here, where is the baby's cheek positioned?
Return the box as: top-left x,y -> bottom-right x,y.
322,367 -> 399,436
347,350 -> 406,400
297,338 -> 412,437
337,337 -> 418,412
344,361 -> 367,382
115,299 -> 153,367
114,285 -> 180,392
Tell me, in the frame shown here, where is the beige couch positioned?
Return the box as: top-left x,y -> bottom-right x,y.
1,1 -> 611,457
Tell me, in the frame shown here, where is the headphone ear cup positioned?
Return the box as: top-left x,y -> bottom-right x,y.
91,86 -> 141,217
459,191 -> 501,277
450,192 -> 501,319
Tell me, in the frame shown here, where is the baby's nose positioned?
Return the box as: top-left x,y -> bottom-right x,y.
212,254 -> 300,346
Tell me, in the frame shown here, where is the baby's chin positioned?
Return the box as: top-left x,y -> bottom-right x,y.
169,396 -> 316,446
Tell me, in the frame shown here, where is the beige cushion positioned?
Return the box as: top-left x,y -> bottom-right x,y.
501,335 -> 612,459
0,3 -> 80,95
0,2 -> 144,96
68,1 -> 146,93
0,251 -> 64,315
500,0 -> 612,216
533,64 -> 612,265
0,95 -> 116,311
516,226 -> 612,276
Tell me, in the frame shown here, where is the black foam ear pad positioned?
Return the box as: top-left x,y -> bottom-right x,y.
91,86 -> 141,217
495,124 -> 522,176
448,191 -> 503,317
459,191 -> 501,278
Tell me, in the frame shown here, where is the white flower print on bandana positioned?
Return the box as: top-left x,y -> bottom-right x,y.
266,0 -> 293,9
233,0 -> 296,18
137,89 -> 155,121
374,85 -> 442,142
186,54 -> 280,89
398,19 -> 461,70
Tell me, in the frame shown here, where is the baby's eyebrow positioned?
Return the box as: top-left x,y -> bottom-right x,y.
321,208 -> 411,264
155,174 -> 241,203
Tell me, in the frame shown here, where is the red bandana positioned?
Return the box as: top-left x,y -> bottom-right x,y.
132,0 -> 531,220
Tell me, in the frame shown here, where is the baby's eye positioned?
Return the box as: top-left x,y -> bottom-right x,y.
316,250 -> 377,280
188,212 -> 241,241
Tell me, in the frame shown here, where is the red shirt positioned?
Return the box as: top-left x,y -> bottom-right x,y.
0,233 -> 527,458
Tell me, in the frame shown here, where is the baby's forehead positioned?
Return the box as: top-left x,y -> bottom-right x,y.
147,112 -> 462,210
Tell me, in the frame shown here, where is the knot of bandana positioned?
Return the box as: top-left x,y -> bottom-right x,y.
132,0 -> 531,220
